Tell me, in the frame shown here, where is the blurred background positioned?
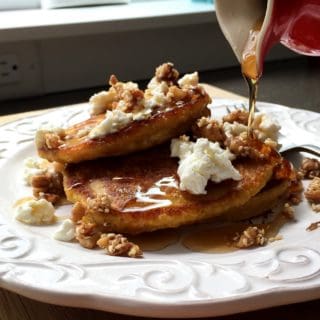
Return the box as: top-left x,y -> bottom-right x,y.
0,0 -> 319,115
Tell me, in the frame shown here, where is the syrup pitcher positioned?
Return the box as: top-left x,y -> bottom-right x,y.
215,0 -> 320,130
216,0 -> 320,78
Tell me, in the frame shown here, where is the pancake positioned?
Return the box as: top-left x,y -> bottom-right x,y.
63,144 -> 284,235
220,179 -> 290,221
35,74 -> 211,163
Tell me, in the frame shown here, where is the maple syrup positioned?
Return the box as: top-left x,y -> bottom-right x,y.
121,176 -> 178,213
130,229 -> 179,251
241,18 -> 263,135
182,212 -> 288,254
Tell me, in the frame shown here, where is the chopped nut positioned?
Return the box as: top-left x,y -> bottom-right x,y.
233,226 -> 267,248
86,195 -> 111,214
31,170 -> 64,204
179,134 -> 190,142
306,221 -> 320,231
304,177 -> 320,203
155,62 -> 179,84
97,233 -> 143,258
225,134 -> 266,160
197,116 -> 211,128
299,158 -> 320,179
107,74 -> 145,113
192,117 -> 226,144
311,203 -> 320,213
282,203 -> 295,220
44,130 -> 65,149
167,85 -> 188,102
223,109 -> 249,125
75,222 -> 101,249
71,202 -> 86,222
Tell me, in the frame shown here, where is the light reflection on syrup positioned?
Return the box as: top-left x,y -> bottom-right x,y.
122,176 -> 178,212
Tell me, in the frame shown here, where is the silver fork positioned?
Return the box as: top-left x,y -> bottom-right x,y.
280,144 -> 320,157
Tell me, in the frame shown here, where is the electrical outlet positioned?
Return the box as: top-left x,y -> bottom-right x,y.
0,42 -> 43,101
0,54 -> 21,85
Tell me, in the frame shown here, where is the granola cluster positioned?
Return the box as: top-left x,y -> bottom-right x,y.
75,222 -> 101,249
232,226 -> 267,248
192,109 -> 278,160
90,62 -> 204,118
305,177 -> 320,204
298,158 -> 320,213
298,158 -> 320,179
74,218 -> 142,258
97,233 -> 142,258
155,62 -> 179,84
28,161 -> 65,204
86,195 -> 111,214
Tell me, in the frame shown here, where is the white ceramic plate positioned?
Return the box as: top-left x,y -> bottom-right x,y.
0,99 -> 320,318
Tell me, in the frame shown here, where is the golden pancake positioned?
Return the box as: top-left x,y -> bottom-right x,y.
36,88 -> 210,164
63,144 -> 283,235
220,179 -> 290,221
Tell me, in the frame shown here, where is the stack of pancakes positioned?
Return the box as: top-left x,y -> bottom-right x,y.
36,66 -> 294,240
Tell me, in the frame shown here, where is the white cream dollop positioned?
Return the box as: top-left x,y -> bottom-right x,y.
89,90 -> 117,115
23,157 -> 48,186
223,112 -> 281,149
223,122 -> 247,139
53,219 -> 75,242
89,109 -> 133,138
252,113 -> 281,144
14,198 -> 56,225
177,71 -> 199,88
171,137 -> 241,195
145,78 -> 170,109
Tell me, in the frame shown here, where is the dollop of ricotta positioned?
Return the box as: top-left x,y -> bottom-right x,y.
223,122 -> 247,139
223,112 -> 281,149
89,90 -> 117,115
145,78 -> 170,109
171,137 -> 241,194
177,71 -> 199,88
252,112 -> 281,146
23,157 -> 48,185
53,219 -> 75,242
14,198 -> 56,225
89,109 -> 133,138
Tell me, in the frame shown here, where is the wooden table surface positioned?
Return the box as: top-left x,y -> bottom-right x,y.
0,84 -> 319,320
